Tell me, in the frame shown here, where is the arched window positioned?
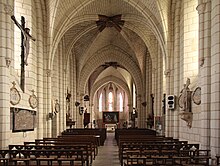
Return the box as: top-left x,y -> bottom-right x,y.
119,93 -> 123,112
99,93 -> 102,112
108,92 -> 113,111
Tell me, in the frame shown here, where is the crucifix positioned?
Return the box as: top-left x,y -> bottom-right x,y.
11,15 -> 36,92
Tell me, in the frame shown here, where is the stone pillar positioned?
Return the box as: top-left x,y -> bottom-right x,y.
196,1 -> 211,150
165,0 -> 176,137
58,43 -> 64,133
137,95 -> 141,128
72,50 -> 77,127
0,0 -> 13,148
145,51 -> 151,127
45,69 -> 52,137
76,93 -> 84,128
210,0 -> 220,155
173,0 -> 181,139
89,103 -> 93,128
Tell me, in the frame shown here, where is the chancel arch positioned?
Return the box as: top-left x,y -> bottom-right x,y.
78,46 -> 143,96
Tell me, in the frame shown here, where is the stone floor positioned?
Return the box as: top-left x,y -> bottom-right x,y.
92,132 -> 121,166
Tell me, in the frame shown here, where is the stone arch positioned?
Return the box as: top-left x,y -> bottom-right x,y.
78,45 -> 143,96
49,1 -> 167,71
90,75 -> 132,107
53,14 -> 165,71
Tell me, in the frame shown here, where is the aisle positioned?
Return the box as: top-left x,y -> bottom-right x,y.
92,132 -> 121,166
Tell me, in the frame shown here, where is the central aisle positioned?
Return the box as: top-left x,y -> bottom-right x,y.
92,132 -> 121,166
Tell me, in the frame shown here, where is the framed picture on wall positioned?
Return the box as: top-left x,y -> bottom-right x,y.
10,107 -> 36,132
103,111 -> 119,124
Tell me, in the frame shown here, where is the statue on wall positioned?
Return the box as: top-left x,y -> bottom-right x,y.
180,78 -> 191,112
179,78 -> 193,128
66,89 -> 71,118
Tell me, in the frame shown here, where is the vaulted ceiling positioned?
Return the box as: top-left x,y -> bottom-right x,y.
45,0 -> 170,95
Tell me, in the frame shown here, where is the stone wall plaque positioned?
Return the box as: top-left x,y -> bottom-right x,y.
10,82 -> 21,105
11,107 -> 36,132
29,90 -> 38,109
192,87 -> 201,105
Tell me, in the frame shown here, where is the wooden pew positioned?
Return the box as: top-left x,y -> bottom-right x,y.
21,142 -> 91,165
5,147 -> 86,166
38,136 -> 97,159
120,142 -> 188,166
122,143 -> 210,166
63,128 -> 106,146
57,135 -> 99,156
31,149 -> 84,166
115,128 -> 157,143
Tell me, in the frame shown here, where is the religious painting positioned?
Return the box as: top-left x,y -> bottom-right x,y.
103,111 -> 119,124
11,107 -> 36,132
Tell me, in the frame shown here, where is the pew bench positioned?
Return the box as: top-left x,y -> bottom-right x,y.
9,144 -> 90,166
119,142 -> 190,166
56,135 -> 99,156
0,149 -> 86,166
63,128 -> 106,146
33,139 -> 94,163
119,142 -> 200,166
124,149 -> 210,166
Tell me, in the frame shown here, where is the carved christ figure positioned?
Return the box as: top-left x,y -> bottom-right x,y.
11,15 -> 36,65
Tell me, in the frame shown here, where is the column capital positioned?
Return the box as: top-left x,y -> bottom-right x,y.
164,69 -> 172,77
3,3 -> 13,15
196,3 -> 206,15
45,69 -> 52,77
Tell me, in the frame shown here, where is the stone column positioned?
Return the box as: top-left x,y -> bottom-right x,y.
0,0 -> 13,148
210,0 -> 220,155
58,42 -> 64,133
137,95 -> 141,128
89,103 -> 93,128
145,51 -> 150,127
196,1 -> 211,150
45,69 -> 52,137
173,0 -> 181,139
72,50 -> 77,127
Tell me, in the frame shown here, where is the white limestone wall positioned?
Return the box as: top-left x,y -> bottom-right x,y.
0,0 -> 13,148
178,0 -> 201,143
35,0 -> 47,139
51,40 -> 67,136
7,0 -> 44,145
197,0 -> 211,150
166,0 -> 200,143
210,0 -> 220,155
0,0 -> 48,148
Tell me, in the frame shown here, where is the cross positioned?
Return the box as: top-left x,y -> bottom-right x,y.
11,15 -> 36,92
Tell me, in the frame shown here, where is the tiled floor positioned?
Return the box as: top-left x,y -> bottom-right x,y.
92,132 -> 121,166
